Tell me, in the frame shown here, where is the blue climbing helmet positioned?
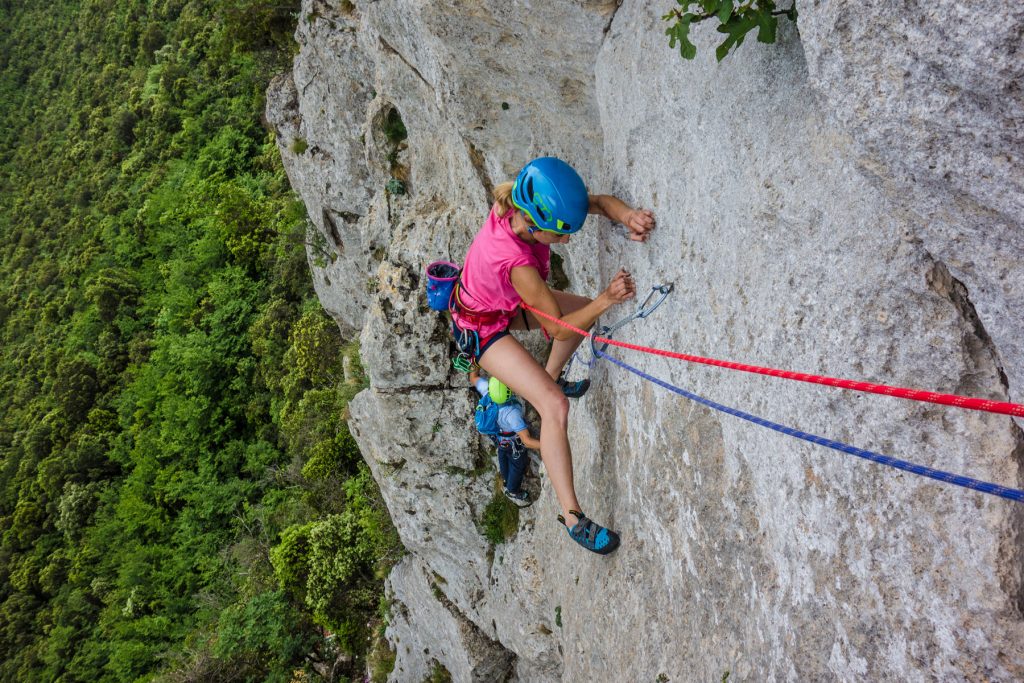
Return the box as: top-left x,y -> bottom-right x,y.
511,157 -> 589,235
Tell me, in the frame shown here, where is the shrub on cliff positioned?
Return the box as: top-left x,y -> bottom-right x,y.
664,0 -> 798,62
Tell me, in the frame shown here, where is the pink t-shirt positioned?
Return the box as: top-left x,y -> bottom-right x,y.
453,206 -> 550,338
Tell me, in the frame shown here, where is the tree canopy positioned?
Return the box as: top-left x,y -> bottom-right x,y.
0,1 -> 400,680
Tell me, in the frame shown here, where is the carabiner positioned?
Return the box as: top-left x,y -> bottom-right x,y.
590,284 -> 672,357
577,282 -> 673,377
636,283 -> 674,319
591,323 -> 614,357
452,353 -> 475,373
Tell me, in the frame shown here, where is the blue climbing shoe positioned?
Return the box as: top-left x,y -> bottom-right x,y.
558,510 -> 620,555
557,377 -> 590,398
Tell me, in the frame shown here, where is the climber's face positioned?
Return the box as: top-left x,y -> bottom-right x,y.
533,230 -> 570,245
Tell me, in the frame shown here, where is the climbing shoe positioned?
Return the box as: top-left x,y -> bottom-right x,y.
557,377 -> 590,399
503,488 -> 533,508
558,510 -> 620,555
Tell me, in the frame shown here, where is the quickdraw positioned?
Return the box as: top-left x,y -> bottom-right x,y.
592,283 -> 674,355
562,283 -> 673,380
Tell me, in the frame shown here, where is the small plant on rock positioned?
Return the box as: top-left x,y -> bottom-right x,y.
480,477 -> 519,545
664,0 -> 797,62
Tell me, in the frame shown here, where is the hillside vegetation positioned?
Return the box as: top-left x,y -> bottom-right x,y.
0,1 -> 400,680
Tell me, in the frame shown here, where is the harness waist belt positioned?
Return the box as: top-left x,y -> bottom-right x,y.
453,282 -> 514,327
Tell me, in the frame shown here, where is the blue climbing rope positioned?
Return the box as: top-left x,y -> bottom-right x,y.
594,348 -> 1024,503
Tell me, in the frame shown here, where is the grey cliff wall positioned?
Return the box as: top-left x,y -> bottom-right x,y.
266,1 -> 1024,680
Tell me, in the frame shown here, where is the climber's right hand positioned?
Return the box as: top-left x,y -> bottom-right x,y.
602,268 -> 636,306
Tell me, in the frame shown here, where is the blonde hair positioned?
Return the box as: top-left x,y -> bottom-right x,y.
493,181 -> 515,217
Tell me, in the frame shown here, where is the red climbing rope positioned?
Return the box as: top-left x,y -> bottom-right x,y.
521,303 -> 1024,419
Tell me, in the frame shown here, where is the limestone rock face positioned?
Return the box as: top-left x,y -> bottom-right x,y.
267,1 -> 1024,680
266,2 -> 377,337
386,557 -> 516,682
797,0 -> 1024,411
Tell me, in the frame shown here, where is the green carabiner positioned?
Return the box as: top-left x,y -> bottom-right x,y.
452,353 -> 475,373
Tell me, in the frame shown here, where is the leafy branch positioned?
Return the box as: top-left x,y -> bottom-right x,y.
664,0 -> 797,62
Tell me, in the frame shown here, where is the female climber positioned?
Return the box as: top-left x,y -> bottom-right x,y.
451,156 -> 655,554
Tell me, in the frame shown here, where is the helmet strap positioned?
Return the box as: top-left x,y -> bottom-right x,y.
514,210 -> 540,239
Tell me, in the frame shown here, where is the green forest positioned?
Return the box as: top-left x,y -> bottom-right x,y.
0,1 -> 401,680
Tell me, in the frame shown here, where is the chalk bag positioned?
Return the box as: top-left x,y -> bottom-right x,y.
425,260 -> 460,311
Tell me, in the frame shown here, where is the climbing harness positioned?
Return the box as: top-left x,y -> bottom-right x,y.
449,275 -> 519,371
424,260 -> 510,373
